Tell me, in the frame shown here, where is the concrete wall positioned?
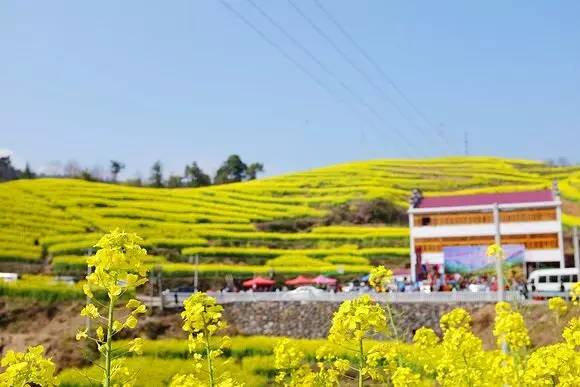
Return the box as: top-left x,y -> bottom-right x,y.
222,301 -> 490,339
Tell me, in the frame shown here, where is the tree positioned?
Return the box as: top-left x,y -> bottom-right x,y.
184,162 -> 211,187
109,160 -> 125,182
21,163 -> 35,179
149,161 -> 163,187
214,155 -> 248,184
63,160 -> 82,177
246,162 -> 264,180
167,175 -> 183,188
0,156 -> 20,181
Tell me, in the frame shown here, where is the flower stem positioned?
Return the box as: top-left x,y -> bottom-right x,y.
358,338 -> 364,387
203,325 -> 215,387
104,297 -> 115,387
385,303 -> 399,341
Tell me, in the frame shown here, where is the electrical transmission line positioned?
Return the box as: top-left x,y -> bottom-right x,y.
244,0 -> 416,152
311,0 -> 456,152
289,0 -> 453,154
218,0 -> 415,154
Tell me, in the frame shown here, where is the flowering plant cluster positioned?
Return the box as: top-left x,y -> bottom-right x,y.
170,292 -> 237,387
0,345 -> 57,386
368,266 -> 393,292
75,229 -> 149,387
493,301 -> 531,352
2,247 -> 580,387
548,296 -> 569,323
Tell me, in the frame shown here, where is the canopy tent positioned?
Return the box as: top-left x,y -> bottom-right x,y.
243,276 -> 275,288
284,275 -> 315,286
313,275 -> 337,285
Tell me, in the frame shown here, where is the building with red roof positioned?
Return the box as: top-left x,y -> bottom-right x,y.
407,183 -> 565,281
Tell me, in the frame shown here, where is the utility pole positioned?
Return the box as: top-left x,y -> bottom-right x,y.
493,203 -> 504,302
464,131 -> 469,156
574,226 -> 579,276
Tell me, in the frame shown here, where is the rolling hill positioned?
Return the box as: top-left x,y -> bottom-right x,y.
1,156 -> 579,279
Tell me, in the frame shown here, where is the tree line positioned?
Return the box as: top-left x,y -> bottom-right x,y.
0,154 -> 264,188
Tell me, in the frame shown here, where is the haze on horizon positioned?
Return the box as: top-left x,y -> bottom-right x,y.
1,1 -> 579,179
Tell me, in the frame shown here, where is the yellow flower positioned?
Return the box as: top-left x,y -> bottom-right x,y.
86,229 -> 148,301
571,282 -> 580,305
75,329 -> 88,341
413,327 -> 439,348
523,343 -> 580,385
548,297 -> 569,318
80,303 -> 100,319
369,266 -> 394,292
0,345 -> 57,386
181,292 -> 227,343
493,303 -> 530,352
562,317 -> 580,348
124,315 -> 138,329
439,308 -> 471,332
436,327 -> 487,386
83,283 -> 94,299
391,366 -> 421,387
96,326 -> 105,342
129,338 -> 144,355
274,338 -> 305,371
487,244 -> 504,259
328,294 -> 387,344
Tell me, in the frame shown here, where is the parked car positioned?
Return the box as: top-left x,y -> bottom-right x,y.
287,286 -> 324,295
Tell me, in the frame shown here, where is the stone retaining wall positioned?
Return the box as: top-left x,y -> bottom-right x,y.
222,301 -> 490,339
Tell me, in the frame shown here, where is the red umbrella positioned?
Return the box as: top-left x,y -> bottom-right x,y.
243,276 -> 275,288
313,275 -> 337,285
285,275 -> 315,286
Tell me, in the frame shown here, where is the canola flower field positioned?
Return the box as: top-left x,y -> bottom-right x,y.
1,157 -> 579,281
2,231 -> 579,386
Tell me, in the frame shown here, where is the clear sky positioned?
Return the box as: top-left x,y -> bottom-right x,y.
1,1 -> 579,179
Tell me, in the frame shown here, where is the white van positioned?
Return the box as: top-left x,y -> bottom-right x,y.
528,268 -> 579,292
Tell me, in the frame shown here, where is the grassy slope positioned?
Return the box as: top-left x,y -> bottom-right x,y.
1,156 -> 579,277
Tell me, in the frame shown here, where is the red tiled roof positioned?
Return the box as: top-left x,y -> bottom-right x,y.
416,189 -> 554,209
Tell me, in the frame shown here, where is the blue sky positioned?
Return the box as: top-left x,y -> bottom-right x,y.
1,1 -> 579,179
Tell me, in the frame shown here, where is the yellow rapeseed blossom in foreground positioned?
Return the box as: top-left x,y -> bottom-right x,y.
171,292 -> 233,387
76,229 -> 149,387
523,343 -> 580,385
563,317 -> 580,348
548,296 -> 569,322
87,229 -> 149,298
391,366 -> 421,387
0,345 -> 57,387
328,294 -> 387,344
493,302 -> 531,351
413,327 -> 439,348
439,307 -> 472,332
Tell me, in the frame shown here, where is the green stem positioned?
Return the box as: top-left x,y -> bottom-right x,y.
358,338 -> 364,387
104,297 -> 115,387
202,318 -> 215,387
385,303 -> 399,341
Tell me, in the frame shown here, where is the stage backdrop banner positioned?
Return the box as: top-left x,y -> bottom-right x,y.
443,244 -> 525,275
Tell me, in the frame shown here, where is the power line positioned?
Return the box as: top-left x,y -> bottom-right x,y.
286,0 -> 420,153
311,0 -> 456,152
218,0 -> 411,154
244,0 -> 415,152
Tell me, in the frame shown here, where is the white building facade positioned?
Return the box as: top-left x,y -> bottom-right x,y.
408,187 -> 564,281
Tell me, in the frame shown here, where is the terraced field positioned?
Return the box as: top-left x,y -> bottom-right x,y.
1,157 -> 579,280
